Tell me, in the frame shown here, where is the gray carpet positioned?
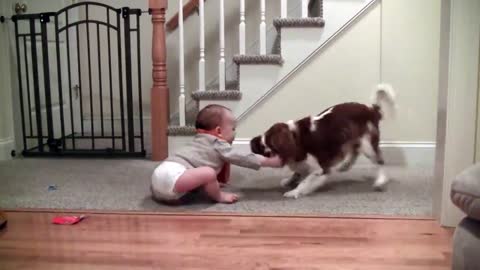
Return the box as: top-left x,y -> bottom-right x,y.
0,158 -> 433,216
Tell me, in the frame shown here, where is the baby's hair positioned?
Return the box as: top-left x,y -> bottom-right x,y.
195,104 -> 231,130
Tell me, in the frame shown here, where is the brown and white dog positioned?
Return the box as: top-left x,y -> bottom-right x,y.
250,84 -> 396,199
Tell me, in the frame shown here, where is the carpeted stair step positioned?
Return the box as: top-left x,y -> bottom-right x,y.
271,17 -> 325,56
273,17 -> 325,29
206,80 -> 239,90
169,103 -> 199,125
167,125 -> 197,136
308,0 -> 324,18
191,90 -> 242,101
233,54 -> 283,65
169,90 -> 241,137
272,32 -> 282,55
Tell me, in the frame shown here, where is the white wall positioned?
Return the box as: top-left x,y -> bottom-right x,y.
236,0 -> 441,144
381,0 -> 440,142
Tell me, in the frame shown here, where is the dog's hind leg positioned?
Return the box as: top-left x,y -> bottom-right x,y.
337,153 -> 358,172
360,131 -> 388,191
330,141 -> 361,173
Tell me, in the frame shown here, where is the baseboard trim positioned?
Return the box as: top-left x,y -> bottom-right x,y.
0,137 -> 15,161
235,139 -> 435,168
167,136 -> 435,168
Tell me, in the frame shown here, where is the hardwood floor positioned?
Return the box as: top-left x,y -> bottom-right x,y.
0,211 -> 453,270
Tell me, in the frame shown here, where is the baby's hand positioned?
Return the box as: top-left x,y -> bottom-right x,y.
261,155 -> 284,168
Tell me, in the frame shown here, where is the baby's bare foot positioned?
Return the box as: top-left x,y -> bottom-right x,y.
219,182 -> 229,188
218,192 -> 238,204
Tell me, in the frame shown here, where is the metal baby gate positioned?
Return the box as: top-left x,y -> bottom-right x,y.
12,2 -> 146,157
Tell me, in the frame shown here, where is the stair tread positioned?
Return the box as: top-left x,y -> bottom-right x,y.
167,125 -> 196,136
233,54 -> 283,65
169,105 -> 198,125
206,80 -> 239,90
192,90 -> 242,101
273,17 -> 325,29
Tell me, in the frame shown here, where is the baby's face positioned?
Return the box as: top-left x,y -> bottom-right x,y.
219,110 -> 237,143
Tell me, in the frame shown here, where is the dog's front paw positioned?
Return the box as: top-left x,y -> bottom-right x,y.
283,189 -> 301,199
280,177 -> 293,188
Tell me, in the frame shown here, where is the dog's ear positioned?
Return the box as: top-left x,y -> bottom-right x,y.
267,124 -> 296,161
250,136 -> 264,155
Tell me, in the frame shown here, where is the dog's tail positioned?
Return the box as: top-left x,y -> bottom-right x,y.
372,83 -> 396,120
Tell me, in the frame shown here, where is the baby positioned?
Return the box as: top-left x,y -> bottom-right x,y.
151,104 -> 283,204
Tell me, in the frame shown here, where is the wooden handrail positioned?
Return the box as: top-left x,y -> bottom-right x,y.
166,0 -> 206,33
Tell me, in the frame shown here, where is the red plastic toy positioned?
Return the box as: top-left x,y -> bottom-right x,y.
52,215 -> 86,225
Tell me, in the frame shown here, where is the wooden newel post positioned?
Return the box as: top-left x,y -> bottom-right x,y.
149,0 -> 168,161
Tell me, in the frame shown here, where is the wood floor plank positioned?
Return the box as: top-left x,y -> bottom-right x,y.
0,212 -> 453,270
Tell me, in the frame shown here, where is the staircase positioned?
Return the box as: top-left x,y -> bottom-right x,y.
165,0 -> 377,155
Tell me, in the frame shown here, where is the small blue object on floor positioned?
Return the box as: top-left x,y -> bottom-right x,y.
48,185 -> 57,191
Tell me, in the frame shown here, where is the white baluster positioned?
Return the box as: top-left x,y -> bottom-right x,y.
259,0 -> 266,55
198,0 -> 205,91
219,0 -> 225,91
179,0 -> 186,125
281,0 -> 287,18
239,0 -> 246,55
302,0 -> 308,18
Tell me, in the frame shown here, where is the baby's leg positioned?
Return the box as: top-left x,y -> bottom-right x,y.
174,167 -> 238,203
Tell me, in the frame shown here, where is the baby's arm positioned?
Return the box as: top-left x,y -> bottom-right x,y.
259,155 -> 283,168
214,140 -> 283,169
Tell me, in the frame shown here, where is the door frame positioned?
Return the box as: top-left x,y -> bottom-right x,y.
5,0 -> 77,156
433,0 -> 480,227
0,1 -> 16,160
475,37 -> 480,162
5,0 -> 22,158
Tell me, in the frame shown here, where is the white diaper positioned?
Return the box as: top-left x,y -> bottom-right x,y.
151,161 -> 187,201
